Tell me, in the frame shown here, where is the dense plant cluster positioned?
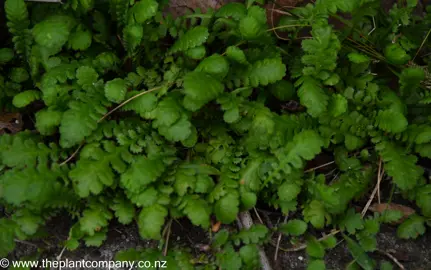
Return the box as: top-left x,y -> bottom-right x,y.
1,0 -> 431,269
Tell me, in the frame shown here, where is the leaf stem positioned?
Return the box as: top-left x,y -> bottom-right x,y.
231,86 -> 252,95
59,142 -> 84,166
266,24 -> 308,32
413,28 -> 431,62
273,230 -> 340,252
183,14 -> 213,19
98,85 -> 164,123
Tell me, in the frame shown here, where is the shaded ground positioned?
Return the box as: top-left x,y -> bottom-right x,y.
269,225 -> 431,270
9,213 -> 431,269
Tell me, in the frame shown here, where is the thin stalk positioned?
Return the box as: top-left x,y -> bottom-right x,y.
267,24 -> 308,32
183,14 -> 213,19
346,38 -> 383,59
98,85 -> 164,123
231,87 -> 252,95
413,28 -> 431,62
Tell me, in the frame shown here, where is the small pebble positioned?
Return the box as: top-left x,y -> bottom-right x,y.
298,256 -> 303,261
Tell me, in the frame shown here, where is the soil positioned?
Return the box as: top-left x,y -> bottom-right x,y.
9,213 -> 431,269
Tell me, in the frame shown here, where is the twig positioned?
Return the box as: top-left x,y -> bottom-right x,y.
116,34 -> 126,49
266,24 -> 308,32
163,219 -> 172,256
377,249 -> 405,270
59,85 -> 166,166
56,246 -> 66,261
238,212 -> 273,270
59,143 -> 84,166
280,5 -> 298,9
361,158 -> 384,217
98,86 -> 164,123
254,207 -> 264,224
304,161 -> 335,173
377,158 -> 382,204
14,239 -> 38,247
368,16 -> 376,36
271,2 -> 290,41
256,209 -> 276,229
413,28 -> 431,62
267,8 -> 292,16
273,230 -> 340,252
274,216 -> 288,261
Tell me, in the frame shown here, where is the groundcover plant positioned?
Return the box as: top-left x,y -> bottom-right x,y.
0,0 -> 431,269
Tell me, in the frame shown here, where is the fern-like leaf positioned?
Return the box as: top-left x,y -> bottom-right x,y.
183,71 -> 224,111
301,25 -> 340,76
138,204 -> 167,240
215,2 -> 247,20
5,0 -> 32,57
376,141 -> 423,190
195,54 -> 230,80
375,110 -> 408,133
296,76 -> 329,117
0,165 -> 68,208
131,0 -> 158,24
104,78 -> 127,103
32,15 -> 77,51
35,109 -> 63,135
12,90 -> 41,108
226,46 -> 248,64
248,58 -> 286,87
169,26 -> 209,54
59,100 -> 107,148
121,156 -> 166,192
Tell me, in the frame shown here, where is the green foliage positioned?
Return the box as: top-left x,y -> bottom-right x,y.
215,193 -> 240,224
183,71 -> 224,111
0,48 -> 14,64
344,235 -> 375,270
33,15 -> 76,52
384,43 -> 410,65
296,76 -> 328,117
105,78 -> 128,103
376,141 -> 423,190
339,208 -> 364,234
0,219 -> 17,257
279,219 -> 308,236
12,90 -> 41,108
138,204 -> 167,240
5,0 -> 31,57
306,236 -> 325,258
1,0 -> 431,269
304,200 -> 327,229
397,215 -> 426,239
111,195 -> 135,225
170,26 -> 209,53
232,224 -> 269,245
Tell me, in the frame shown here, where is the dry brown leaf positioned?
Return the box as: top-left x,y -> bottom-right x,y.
212,221 -> 221,232
0,112 -> 23,135
369,203 -> 415,223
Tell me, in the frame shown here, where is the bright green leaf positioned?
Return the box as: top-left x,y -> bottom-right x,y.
279,219 -> 308,236
138,204 -> 167,240
105,78 -> 127,103
215,193 -> 239,224
397,215 -> 426,239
